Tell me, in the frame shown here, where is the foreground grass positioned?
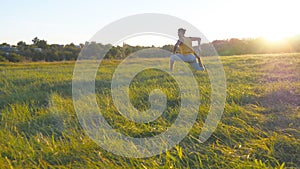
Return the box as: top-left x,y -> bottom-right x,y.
0,54 -> 299,168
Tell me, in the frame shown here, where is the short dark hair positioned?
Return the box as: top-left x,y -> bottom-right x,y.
178,28 -> 186,34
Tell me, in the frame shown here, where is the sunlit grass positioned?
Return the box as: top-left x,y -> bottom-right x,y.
0,54 -> 299,168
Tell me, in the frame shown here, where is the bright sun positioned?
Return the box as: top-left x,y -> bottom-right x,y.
262,31 -> 290,43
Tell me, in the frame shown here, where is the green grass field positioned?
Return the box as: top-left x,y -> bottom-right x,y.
0,53 -> 299,168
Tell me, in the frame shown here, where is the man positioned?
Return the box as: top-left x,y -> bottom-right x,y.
170,28 -> 204,71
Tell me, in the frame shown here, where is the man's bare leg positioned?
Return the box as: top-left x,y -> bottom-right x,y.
170,60 -> 175,71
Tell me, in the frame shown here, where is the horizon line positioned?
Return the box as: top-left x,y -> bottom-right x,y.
1,34 -> 300,47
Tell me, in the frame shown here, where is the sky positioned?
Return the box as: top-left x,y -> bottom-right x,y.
1,0 -> 299,46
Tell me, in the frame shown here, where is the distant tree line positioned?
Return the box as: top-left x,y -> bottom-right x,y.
0,37 -> 81,62
0,38 -> 174,62
211,36 -> 300,56
1,36 -> 300,62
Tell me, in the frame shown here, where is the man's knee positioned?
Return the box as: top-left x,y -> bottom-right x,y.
170,54 -> 175,61
170,54 -> 178,61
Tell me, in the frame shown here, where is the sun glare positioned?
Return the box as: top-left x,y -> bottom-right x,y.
261,28 -> 293,43
263,34 -> 287,43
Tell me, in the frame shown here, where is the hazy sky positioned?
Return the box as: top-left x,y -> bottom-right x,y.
1,0 -> 299,45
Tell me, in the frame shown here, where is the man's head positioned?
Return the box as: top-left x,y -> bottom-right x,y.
178,28 -> 186,37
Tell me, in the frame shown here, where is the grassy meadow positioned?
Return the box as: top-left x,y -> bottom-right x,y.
0,53 -> 299,168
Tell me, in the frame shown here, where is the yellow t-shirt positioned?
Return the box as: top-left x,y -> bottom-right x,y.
179,37 -> 194,55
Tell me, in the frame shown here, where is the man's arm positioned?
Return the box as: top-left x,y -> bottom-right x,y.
189,37 -> 201,46
173,40 -> 180,54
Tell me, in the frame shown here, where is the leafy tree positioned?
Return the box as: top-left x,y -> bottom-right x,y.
0,55 -> 7,62
32,37 -> 48,49
105,46 -> 121,59
162,44 -> 174,52
0,43 -> 10,47
63,43 -> 80,60
80,42 -> 111,59
7,53 -> 25,62
17,41 -> 26,48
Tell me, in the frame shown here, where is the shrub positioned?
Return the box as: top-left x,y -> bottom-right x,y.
7,53 -> 25,62
0,55 -> 7,62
